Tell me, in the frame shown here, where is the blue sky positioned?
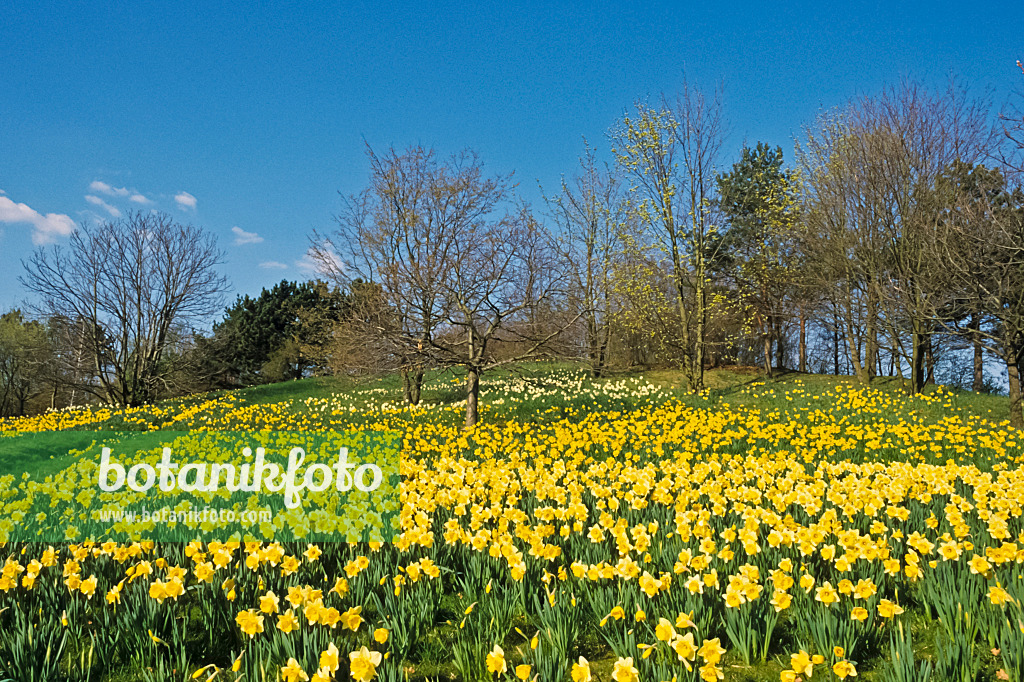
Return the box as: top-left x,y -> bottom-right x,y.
2,0 -> 1022,322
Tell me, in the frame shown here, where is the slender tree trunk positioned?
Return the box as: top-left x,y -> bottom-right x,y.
401,367 -> 413,405
924,335 -> 935,385
465,366 -> 480,430
798,308 -> 807,373
594,324 -> 609,379
1007,347 -> 1023,428
774,315 -> 784,371
970,314 -> 984,391
694,281 -> 706,392
844,307 -> 866,383
833,324 -> 840,376
910,322 -> 926,395
865,290 -> 878,382
410,368 -> 423,405
761,315 -> 773,378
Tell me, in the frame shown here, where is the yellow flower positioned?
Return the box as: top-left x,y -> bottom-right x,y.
853,579 -> 877,600
348,646 -> 382,682
611,657 -> 639,682
815,582 -> 839,606
259,590 -> 280,614
800,574 -> 815,592
673,632 -> 697,669
833,660 -> 857,679
639,571 -> 662,597
939,541 -> 961,561
655,617 -> 676,642
79,575 -> 98,599
571,657 -> 591,682
877,599 -> 905,618
851,606 -> 869,621
235,609 -> 264,638
515,664 -> 531,680
700,662 -> 724,681
770,591 -> 792,612
321,607 -> 342,629
280,658 -> 309,682
486,645 -> 507,674
968,554 -> 992,576
989,585 -> 1015,606
374,627 -> 389,644
320,642 -> 340,673
790,650 -> 813,677
340,605 -> 364,632
698,638 -> 726,665
278,609 -> 300,633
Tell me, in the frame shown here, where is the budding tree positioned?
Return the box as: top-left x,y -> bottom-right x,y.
610,80 -> 725,392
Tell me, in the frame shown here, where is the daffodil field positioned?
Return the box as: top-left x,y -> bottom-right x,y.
1,369 -> 1023,682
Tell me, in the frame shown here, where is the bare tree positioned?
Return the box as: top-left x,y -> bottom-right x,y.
798,80 -> 993,391
999,60 -> 1024,175
929,162 -> 1024,425
315,145 -> 571,428
21,212 -> 228,406
544,142 -> 626,377
316,145 -> 502,405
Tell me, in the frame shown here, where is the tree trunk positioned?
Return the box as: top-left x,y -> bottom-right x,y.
410,368 -> 423,406
401,368 -> 413,405
910,324 -> 927,395
844,307 -> 866,384
865,291 -> 878,382
774,315 -> 785,371
833,323 -> 840,376
694,282 -> 706,392
798,308 -> 807,373
970,314 -> 984,392
924,336 -> 935,386
465,366 -> 480,430
1007,347 -> 1022,428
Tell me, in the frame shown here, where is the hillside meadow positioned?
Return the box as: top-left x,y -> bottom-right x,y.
0,366 -> 1021,682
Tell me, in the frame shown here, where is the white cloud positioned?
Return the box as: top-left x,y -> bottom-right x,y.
259,261 -> 288,269
89,180 -> 130,197
0,195 -> 76,245
90,180 -> 151,206
231,226 -> 264,245
174,191 -> 197,210
84,194 -> 122,218
297,243 -> 343,277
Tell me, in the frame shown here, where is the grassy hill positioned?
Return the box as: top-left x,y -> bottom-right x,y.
0,364 -> 1020,681
0,363 -> 1012,481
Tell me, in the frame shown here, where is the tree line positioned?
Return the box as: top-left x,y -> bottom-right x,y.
5,74 -> 1024,427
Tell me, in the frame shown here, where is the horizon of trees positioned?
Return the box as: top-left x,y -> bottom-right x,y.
4,71 -> 1024,426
